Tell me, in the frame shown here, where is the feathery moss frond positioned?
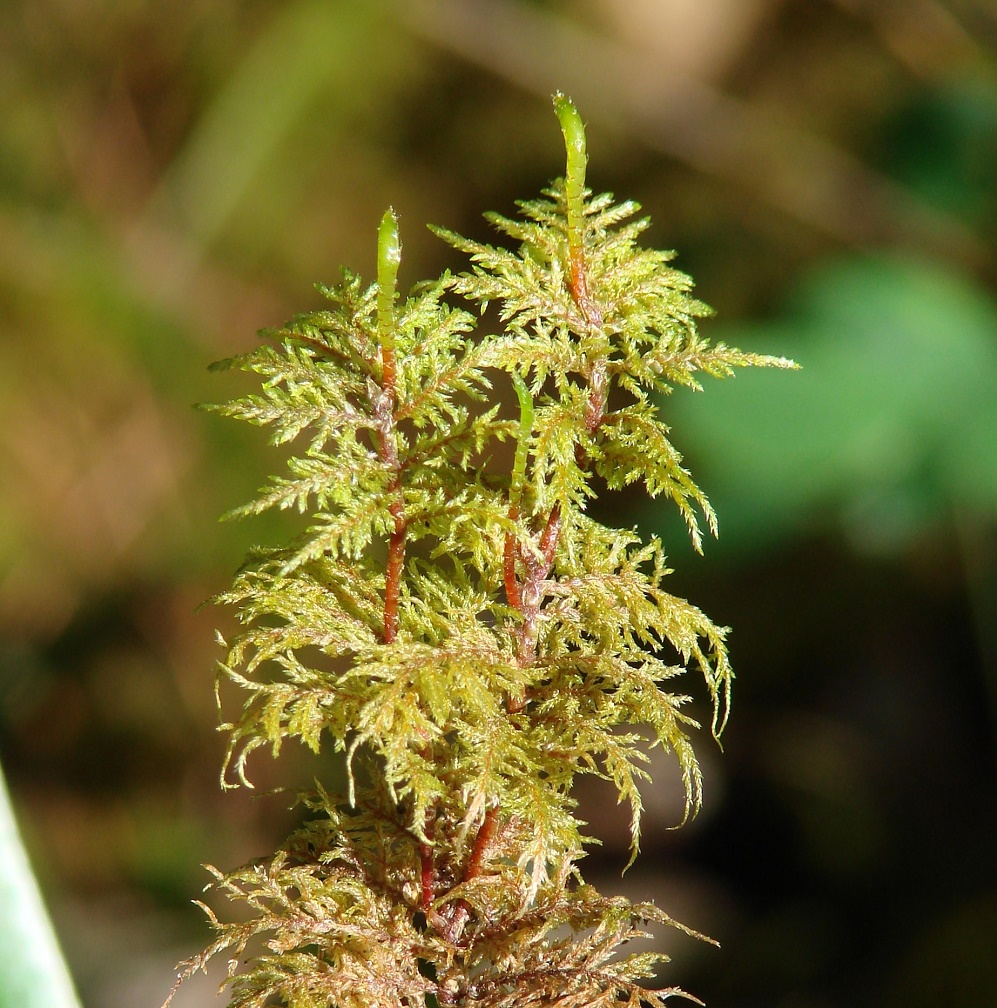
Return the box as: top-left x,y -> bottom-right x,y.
169,93 -> 795,1008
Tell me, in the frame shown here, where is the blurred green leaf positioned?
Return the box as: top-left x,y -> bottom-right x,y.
0,764 -> 81,1008
662,255 -> 997,554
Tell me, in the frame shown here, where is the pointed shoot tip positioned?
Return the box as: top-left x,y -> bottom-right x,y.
377,209 -> 402,347
551,92 -> 587,225
378,208 -> 401,272
552,92 -> 586,163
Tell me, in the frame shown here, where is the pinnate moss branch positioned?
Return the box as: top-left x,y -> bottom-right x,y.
167,93 -> 796,1008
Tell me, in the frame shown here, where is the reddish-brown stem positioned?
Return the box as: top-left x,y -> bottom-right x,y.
383,499 -> 405,643
536,504 -> 562,571
463,806 -> 499,883
446,807 -> 499,942
381,341 -> 397,391
377,342 -> 406,644
419,843 -> 434,911
503,510 -> 523,611
568,246 -> 592,317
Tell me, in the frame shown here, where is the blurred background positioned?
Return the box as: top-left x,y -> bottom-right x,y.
0,0 -> 994,1005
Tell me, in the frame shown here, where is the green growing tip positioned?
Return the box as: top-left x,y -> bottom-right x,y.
552,92 -> 587,208
377,208 -> 401,347
552,93 -> 587,256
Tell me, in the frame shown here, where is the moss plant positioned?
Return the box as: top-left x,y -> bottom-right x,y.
166,94 -> 796,1008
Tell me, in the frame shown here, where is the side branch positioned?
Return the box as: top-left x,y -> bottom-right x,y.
445,806 -> 499,943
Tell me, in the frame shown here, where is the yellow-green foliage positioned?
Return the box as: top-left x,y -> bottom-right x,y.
166,95 -> 795,1008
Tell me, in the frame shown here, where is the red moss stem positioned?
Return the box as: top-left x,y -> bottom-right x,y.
383,500 -> 405,643
377,338 -> 406,644
446,807 -> 499,942
463,806 -> 498,883
503,520 -> 523,611
537,504 -> 562,571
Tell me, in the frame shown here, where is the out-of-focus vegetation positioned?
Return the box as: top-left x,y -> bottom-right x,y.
0,764 -> 81,1007
0,1 -> 993,1006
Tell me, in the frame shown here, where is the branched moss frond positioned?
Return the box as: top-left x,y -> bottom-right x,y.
597,402 -> 716,549
212,268 -> 507,564
164,845 -> 432,1008
172,94 -> 796,1008
166,793 -> 712,1008
440,170 -> 795,548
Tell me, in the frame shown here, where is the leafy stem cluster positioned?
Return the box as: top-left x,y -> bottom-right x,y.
167,94 -> 795,1008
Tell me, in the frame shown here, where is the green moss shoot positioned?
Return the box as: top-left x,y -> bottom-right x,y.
165,93 -> 797,1008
